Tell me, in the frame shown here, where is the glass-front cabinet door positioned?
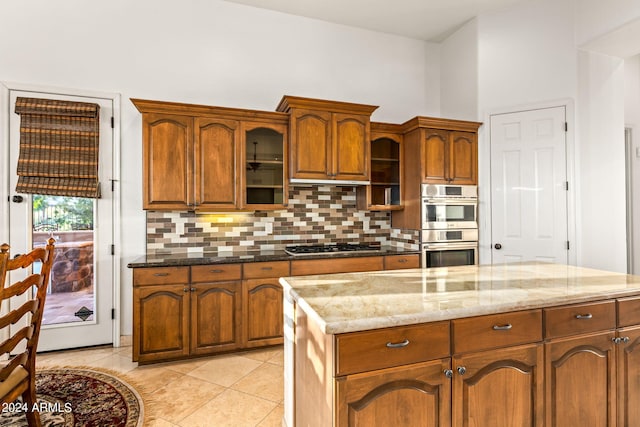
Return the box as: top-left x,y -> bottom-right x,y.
242,122 -> 287,209
358,130 -> 402,210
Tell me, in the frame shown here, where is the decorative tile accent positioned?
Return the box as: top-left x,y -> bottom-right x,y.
146,186 -> 420,255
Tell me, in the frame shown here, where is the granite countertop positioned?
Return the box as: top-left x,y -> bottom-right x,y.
127,246 -> 420,268
279,262 -> 640,334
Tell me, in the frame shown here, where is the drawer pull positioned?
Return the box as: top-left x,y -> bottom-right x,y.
261,267 -> 273,271
575,313 -> 593,320
398,259 -> 407,263
386,339 -> 410,349
210,269 -> 224,273
153,273 -> 169,277
492,324 -> 513,331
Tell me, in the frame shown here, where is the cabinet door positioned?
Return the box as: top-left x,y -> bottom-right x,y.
194,117 -> 240,210
333,113 -> 370,181
190,282 -> 241,355
336,359 -> 451,427
449,131 -> 477,185
423,129 -> 449,184
142,113 -> 193,209
452,343 -> 544,427
243,278 -> 283,348
545,331 -> 616,427
290,109 -> 332,179
617,326 -> 640,427
134,284 -> 190,363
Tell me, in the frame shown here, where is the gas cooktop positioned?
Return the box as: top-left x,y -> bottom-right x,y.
284,243 -> 381,256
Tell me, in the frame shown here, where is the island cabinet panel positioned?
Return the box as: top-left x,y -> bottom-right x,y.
452,343 -> 544,427
452,309 -> 542,354
336,321 -> 450,376
617,326 -> 640,426
336,359 -> 451,427
545,331 -> 617,427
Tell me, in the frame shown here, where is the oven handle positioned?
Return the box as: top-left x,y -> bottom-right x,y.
422,242 -> 478,250
423,199 -> 478,205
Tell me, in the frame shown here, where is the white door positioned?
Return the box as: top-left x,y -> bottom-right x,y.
490,107 -> 568,264
7,89 -> 114,351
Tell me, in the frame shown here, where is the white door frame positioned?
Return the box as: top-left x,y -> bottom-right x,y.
481,98 -> 577,266
0,81 -> 122,347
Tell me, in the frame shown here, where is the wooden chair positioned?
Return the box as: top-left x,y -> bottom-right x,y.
0,238 -> 55,427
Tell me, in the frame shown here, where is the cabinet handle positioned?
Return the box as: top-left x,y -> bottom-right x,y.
261,267 -> 273,271
457,366 -> 467,376
575,313 -> 593,320
444,369 -> 453,379
154,273 -> 169,277
398,259 -> 407,263
386,339 -> 410,349
210,269 -> 224,273
492,323 -> 513,331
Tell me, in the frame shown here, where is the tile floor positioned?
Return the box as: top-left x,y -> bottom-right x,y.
36,341 -> 285,427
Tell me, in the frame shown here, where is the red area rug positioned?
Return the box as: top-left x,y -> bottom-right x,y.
0,368 -> 143,426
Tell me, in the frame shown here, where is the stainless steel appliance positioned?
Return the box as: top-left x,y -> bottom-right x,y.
421,184 -> 478,267
284,243 -> 381,256
422,184 -> 478,230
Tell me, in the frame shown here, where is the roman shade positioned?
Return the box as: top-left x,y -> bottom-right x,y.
14,97 -> 101,198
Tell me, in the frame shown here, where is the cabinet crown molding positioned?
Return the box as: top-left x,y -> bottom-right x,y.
401,116 -> 482,133
276,95 -> 378,116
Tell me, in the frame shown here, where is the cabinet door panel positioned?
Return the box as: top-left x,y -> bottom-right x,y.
337,359 -> 451,427
618,326 -> 640,427
449,131 -> 477,185
143,114 -> 193,209
290,109 -> 332,179
134,285 -> 190,362
423,129 -> 448,184
194,117 -> 239,209
334,113 -> 369,180
545,331 -> 616,427
191,282 -> 241,354
453,343 -> 543,427
243,278 -> 283,347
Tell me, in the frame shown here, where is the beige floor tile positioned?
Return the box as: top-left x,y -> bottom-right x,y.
147,375 -> 225,424
87,352 -> 138,374
266,349 -> 284,366
123,364 -> 184,394
161,358 -> 210,375
187,354 -> 262,387
231,363 -> 284,403
258,404 -> 284,427
179,389 -> 277,427
144,417 -> 179,427
240,346 -> 284,362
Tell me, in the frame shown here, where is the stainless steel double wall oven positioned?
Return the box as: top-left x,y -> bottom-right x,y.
421,184 -> 479,267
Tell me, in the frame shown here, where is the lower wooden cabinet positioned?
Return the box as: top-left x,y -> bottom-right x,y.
336,359 -> 451,427
243,278 -> 284,347
617,326 -> 640,426
452,343 -> 544,427
190,282 -> 241,355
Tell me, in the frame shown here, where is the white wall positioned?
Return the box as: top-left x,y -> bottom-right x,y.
576,0 -> 640,47
0,0 -> 432,335
625,55 -> 640,273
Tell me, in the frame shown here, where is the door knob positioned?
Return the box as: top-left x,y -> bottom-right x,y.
494,243 -> 502,250
12,195 -> 24,203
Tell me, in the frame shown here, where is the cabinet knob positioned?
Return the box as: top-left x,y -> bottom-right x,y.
623,336 -> 630,343
444,369 -> 453,379
612,337 -> 622,344
183,287 -> 189,293
190,287 -> 196,292
457,366 -> 467,376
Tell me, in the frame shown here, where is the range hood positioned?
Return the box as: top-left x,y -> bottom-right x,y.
290,178 -> 371,186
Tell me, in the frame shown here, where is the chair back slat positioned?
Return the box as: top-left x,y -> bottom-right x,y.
0,352 -> 27,382
0,300 -> 38,329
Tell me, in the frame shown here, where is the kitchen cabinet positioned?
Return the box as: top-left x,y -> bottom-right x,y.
616,296 -> 640,426
242,261 -> 290,347
276,96 -> 378,183
357,123 -> 403,211
132,98 -> 288,211
392,117 -> 482,230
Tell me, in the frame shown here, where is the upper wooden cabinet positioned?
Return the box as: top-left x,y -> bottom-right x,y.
277,96 -> 378,183
132,99 -> 288,211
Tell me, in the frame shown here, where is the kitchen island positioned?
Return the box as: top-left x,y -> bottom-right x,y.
279,262 -> 640,427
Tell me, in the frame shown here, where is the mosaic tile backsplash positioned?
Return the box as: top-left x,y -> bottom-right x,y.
146,186 -> 420,255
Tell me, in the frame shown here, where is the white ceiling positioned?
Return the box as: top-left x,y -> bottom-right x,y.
222,0 -> 536,41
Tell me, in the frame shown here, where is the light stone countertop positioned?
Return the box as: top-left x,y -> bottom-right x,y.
279,262 -> 640,334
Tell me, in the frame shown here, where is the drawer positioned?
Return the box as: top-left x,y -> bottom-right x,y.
618,296 -> 640,327
291,256 -> 383,276
452,309 -> 542,354
133,267 -> 189,286
243,261 -> 290,279
335,321 -> 450,376
191,264 -> 242,283
544,300 -> 616,339
384,254 -> 420,270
